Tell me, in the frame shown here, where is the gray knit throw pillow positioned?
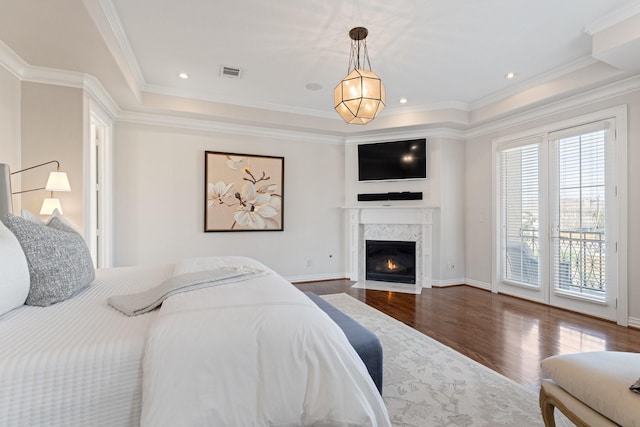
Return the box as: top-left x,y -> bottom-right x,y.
5,214 -> 95,306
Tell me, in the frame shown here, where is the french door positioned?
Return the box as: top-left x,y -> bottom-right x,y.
495,111 -> 625,322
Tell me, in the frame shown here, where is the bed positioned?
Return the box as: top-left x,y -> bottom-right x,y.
0,163 -> 390,426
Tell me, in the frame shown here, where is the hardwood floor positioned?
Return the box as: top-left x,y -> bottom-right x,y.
294,280 -> 640,392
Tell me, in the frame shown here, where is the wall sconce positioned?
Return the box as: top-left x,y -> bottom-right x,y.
11,160 -> 71,215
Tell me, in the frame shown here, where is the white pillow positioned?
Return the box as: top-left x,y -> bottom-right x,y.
21,208 -> 44,225
0,219 -> 30,315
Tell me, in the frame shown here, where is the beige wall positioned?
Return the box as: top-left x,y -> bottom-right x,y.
19,82 -> 84,231
465,90 -> 640,320
113,122 -> 346,281
0,66 -> 21,210
436,138 -> 466,283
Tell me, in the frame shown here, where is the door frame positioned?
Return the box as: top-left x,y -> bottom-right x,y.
491,105 -> 627,325
83,94 -> 114,268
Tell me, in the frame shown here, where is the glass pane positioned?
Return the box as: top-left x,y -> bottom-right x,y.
553,130 -> 606,298
501,144 -> 539,286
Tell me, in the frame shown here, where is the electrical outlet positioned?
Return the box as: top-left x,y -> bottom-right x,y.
449,264 -> 455,270
306,259 -> 312,267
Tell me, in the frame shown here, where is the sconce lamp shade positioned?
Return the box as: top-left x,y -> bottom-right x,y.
45,171 -> 71,192
40,198 -> 63,215
334,69 -> 386,124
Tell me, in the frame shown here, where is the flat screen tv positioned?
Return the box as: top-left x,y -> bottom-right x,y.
358,138 -> 427,181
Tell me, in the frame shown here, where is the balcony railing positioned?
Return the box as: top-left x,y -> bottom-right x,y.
557,230 -> 605,296
506,228 -> 606,297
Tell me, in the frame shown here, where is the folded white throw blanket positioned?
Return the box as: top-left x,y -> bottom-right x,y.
108,266 -> 266,316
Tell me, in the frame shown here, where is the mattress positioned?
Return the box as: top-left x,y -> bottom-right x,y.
0,263 -> 173,427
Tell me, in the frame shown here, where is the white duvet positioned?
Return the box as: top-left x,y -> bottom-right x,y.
141,257 -> 390,426
0,256 -> 389,426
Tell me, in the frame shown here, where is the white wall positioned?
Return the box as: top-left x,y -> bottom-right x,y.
0,66 -> 21,209
465,90 -> 640,320
113,122 -> 346,281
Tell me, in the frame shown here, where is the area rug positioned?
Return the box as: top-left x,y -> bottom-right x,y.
321,293 -> 569,427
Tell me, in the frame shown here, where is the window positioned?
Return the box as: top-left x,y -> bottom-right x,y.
501,143 -> 539,286
549,123 -> 610,300
493,106 -> 626,323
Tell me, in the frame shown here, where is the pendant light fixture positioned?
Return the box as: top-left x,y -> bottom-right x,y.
334,27 -> 386,125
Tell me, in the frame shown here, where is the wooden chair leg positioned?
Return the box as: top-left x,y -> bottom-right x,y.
539,387 -> 557,427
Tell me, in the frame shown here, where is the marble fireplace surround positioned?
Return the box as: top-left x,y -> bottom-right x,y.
346,207 -> 434,294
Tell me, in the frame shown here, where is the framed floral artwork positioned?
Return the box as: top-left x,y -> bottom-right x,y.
205,151 -> 284,232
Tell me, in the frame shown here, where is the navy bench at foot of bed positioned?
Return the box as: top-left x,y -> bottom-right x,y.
304,292 -> 383,393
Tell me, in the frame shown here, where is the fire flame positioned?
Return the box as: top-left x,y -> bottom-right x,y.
386,259 -> 398,270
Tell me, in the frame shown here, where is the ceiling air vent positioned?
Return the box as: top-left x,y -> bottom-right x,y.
220,66 -> 242,78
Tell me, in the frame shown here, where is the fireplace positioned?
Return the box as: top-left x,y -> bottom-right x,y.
365,240 -> 416,284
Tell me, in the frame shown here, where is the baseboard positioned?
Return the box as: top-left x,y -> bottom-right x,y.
431,278 -> 466,287
463,278 -> 493,291
287,272 -> 349,284
628,317 -> 640,329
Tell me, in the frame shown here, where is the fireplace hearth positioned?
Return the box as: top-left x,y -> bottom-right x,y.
365,240 -> 416,284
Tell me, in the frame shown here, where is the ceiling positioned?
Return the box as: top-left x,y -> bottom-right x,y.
1,0 -> 639,135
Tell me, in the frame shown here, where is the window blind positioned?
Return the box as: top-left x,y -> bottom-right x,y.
549,120 -> 611,298
500,141 -> 540,286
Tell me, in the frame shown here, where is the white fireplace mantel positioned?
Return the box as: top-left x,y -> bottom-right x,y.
345,206 -> 436,294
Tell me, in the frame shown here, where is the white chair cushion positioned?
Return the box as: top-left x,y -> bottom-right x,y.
541,351 -> 640,427
0,219 -> 30,315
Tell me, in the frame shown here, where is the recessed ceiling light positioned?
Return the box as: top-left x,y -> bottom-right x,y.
178,73 -> 189,79
399,98 -> 408,104
505,72 -> 517,80
305,82 -> 323,91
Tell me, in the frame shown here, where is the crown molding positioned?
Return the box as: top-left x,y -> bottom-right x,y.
466,74 -> 640,139
143,83 -> 340,120
584,0 -> 640,35
383,100 -> 471,116
0,41 -> 120,118
345,127 -> 466,144
82,0 -> 144,101
145,84 -> 473,122
0,40 -> 28,79
471,56 -> 599,110
117,111 -> 345,145
21,66 -> 120,119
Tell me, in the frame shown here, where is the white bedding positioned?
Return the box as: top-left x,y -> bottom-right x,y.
0,263 -> 172,426
0,257 -> 390,426
142,257 -> 389,426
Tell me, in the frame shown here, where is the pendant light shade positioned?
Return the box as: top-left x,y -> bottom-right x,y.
334,27 -> 385,125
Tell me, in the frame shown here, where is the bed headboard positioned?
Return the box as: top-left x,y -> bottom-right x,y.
0,163 -> 13,223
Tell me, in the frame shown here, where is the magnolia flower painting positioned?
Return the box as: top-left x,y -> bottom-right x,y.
205,151 -> 284,231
